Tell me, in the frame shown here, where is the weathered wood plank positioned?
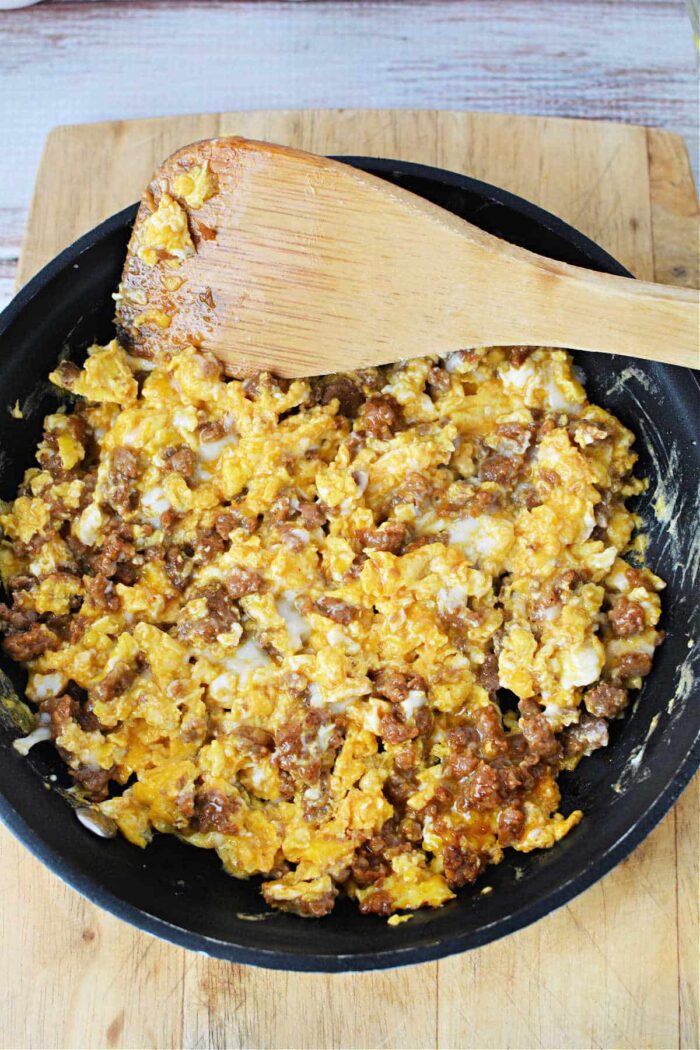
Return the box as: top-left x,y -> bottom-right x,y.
438,816 -> 680,1050
182,960 -> 438,1050
647,127 -> 700,289
676,780 -> 700,1050
1,0 -> 697,306
0,825 -> 185,1050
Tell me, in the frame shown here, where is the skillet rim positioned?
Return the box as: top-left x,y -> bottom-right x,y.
0,157 -> 697,972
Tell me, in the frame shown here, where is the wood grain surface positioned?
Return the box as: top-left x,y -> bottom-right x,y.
1,0 -> 698,309
113,136 -> 700,375
2,108 -> 699,1050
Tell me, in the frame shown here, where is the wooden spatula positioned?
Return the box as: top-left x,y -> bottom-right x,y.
116,137 -> 699,377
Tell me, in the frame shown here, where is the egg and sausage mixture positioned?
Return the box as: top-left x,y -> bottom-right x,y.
0,341 -> 664,917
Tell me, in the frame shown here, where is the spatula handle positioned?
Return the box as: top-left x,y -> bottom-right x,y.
483,263 -> 699,370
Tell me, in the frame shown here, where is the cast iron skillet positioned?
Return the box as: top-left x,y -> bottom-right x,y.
0,159 -> 697,972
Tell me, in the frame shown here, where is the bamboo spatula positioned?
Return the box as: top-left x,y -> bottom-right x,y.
116,137 -> 699,377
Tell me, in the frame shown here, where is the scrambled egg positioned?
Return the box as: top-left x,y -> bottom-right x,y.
136,194 -> 195,266
171,162 -> 219,211
0,342 -> 664,917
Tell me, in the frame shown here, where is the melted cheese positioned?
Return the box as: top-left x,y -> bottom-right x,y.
0,343 -> 663,919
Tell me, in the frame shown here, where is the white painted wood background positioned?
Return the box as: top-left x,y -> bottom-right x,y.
0,0 -> 698,309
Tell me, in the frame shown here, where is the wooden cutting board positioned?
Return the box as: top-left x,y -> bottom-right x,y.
4,110 -> 698,1050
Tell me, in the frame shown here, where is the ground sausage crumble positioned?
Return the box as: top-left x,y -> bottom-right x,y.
0,340 -> 664,917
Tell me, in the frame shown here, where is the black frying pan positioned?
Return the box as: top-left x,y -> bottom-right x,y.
0,160 -> 697,972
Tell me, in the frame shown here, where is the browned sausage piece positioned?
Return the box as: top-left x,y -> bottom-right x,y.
224,566 -> 265,599
351,844 -> 390,886
70,763 -> 115,801
163,444 -> 196,479
51,360 -> 81,390
584,682 -> 629,719
45,693 -> 79,739
2,623 -> 58,662
176,584 -> 240,644
379,711 -> 419,745
113,447 -> 139,475
0,603 -> 38,633
84,574 -> 121,611
198,420 -> 225,443
442,843 -> 485,888
392,472 -> 434,509
509,347 -> 533,367
360,394 -> 404,439
268,495 -> 294,524
316,376 -> 365,418
519,699 -> 561,762
609,596 -> 646,637
476,653 -> 500,696
427,366 -> 451,396
447,724 -> 479,752
106,447 -> 141,511
92,655 -> 145,704
480,453 -> 523,485
196,791 -> 240,834
563,713 -> 609,760
299,501 -> 328,528
497,803 -> 526,846
443,747 -> 478,779
215,508 -> 258,536
371,667 -> 427,703
616,651 -> 653,679
472,703 -> 508,754
234,726 -> 275,757
164,546 -> 192,591
314,595 -> 357,624
383,770 -> 418,807
271,886 -> 339,917
462,761 -> 502,811
496,421 -> 535,448
193,527 -> 226,564
89,526 -> 136,579
553,570 -> 583,598
357,521 -> 409,554
358,889 -> 393,916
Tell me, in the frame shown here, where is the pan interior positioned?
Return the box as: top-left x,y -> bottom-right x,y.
0,160 -> 697,971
